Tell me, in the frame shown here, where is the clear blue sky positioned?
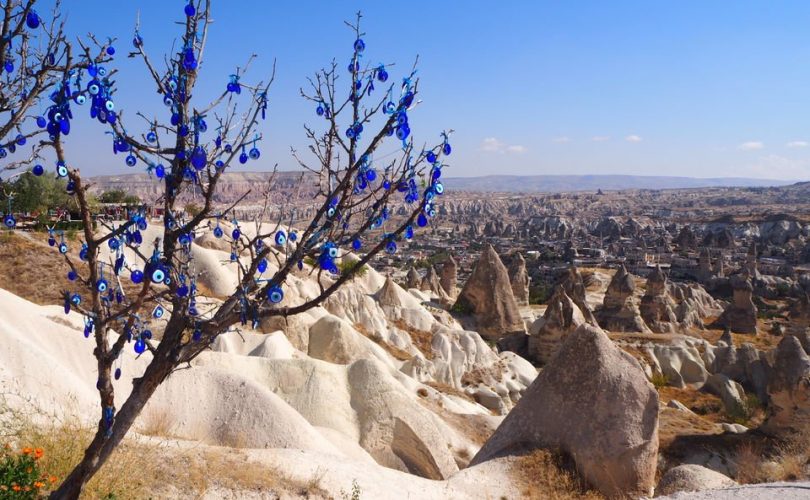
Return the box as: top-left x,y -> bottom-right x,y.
41,1 -> 810,180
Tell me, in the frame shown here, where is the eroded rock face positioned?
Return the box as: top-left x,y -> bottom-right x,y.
559,266 -> 598,325
528,289 -> 586,364
471,324 -> 659,498
713,274 -> 757,334
762,336 -> 810,435
406,268 -> 421,289
454,244 -> 525,340
507,253 -> 530,306
597,265 -> 650,333
640,266 -> 678,333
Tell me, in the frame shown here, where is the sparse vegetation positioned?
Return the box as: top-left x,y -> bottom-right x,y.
338,257 -> 368,279
650,372 -> 669,388
513,449 -> 602,500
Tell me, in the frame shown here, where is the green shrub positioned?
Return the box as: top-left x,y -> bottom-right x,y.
650,372 -> 669,388
338,257 -> 368,278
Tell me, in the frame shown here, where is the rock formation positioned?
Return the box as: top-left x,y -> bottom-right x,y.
454,244 -> 525,340
559,266 -> 598,325
406,267 -> 420,289
762,335 -> 810,435
656,464 -> 737,496
420,265 -> 441,293
507,252 -> 530,306
528,288 -> 587,364
640,265 -> 678,333
712,274 -> 757,334
596,265 -> 650,333
439,254 -> 458,298
471,324 -> 659,498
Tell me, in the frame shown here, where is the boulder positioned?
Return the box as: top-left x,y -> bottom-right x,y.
762,336 -> 810,435
454,244 -> 525,340
596,265 -> 650,333
471,324 -> 659,498
307,315 -> 392,367
703,373 -> 747,417
507,253 -> 530,306
655,464 -> 737,496
652,344 -> 709,388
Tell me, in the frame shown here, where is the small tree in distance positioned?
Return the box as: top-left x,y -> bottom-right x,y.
25,2 -> 453,497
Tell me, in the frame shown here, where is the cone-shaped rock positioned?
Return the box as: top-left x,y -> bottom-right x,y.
712,273 -> 757,334
640,265 -> 678,333
420,265 -> 441,293
762,336 -> 810,435
439,254 -> 458,298
406,267 -> 421,289
471,324 -> 659,497
597,265 -> 650,333
454,244 -> 525,340
528,288 -> 586,363
560,266 -> 598,325
507,253 -> 530,306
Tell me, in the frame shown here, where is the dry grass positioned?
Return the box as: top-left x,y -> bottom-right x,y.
658,386 -> 727,424
513,449 -> 602,500
733,429 -> 810,484
137,405 -> 178,438
0,231 -> 75,306
424,381 -> 476,403
392,319 -> 434,360
353,322 -> 413,361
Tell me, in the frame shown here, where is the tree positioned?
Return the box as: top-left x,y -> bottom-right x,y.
98,189 -> 139,205
34,3 -> 451,497
0,172 -> 69,213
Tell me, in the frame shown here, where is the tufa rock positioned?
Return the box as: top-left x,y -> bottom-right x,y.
640,265 -> 679,333
471,324 -> 659,498
656,464 -> 737,496
712,274 -> 757,334
597,265 -> 650,333
528,288 -> 586,364
454,244 -> 525,340
762,336 -> 810,435
507,252 -> 530,306
439,254 -> 458,298
406,267 -> 421,289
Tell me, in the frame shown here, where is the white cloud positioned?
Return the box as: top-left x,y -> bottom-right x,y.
552,136 -> 571,143
480,137 -> 526,154
591,136 -> 609,142
738,141 -> 764,151
625,135 -> 643,143
786,141 -> 808,148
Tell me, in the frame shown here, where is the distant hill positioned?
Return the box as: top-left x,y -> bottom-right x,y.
442,175 -> 796,192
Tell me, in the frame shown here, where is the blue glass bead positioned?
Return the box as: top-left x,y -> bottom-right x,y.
434,182 -> 444,194
32,164 -> 44,176
107,46 -> 115,56
125,155 -> 136,167
150,268 -> 165,283
3,215 -> 16,228
26,10 -> 40,29
146,131 -> 157,143
365,169 -> 377,182
71,293 -> 81,306
239,152 -> 248,164
114,368 -> 121,380
190,146 -> 206,169
152,305 -> 164,318
215,160 -> 224,169
36,116 -> 46,128
184,2 -> 196,17
134,340 -> 146,354
59,243 -> 68,254
426,152 -> 436,164
131,269 -> 144,284
133,34 -> 142,47
405,225 -> 414,240
177,284 -> 189,297
257,259 -> 267,273
377,68 -> 388,82
48,236 -> 55,246
267,286 -> 284,304
352,239 -> 361,251
316,104 -> 324,116
443,143 -> 452,155
56,164 -> 68,177
4,60 -> 13,73
328,247 -> 338,258
249,147 -> 260,160
383,180 -> 391,190
275,231 -> 286,245
231,228 -> 240,239
155,164 -> 165,178
142,330 -> 153,340
385,241 -> 397,254
417,213 -> 428,227
354,39 -> 365,52
213,226 -> 223,238
74,94 -> 86,105
192,329 -> 202,342
96,279 -> 108,292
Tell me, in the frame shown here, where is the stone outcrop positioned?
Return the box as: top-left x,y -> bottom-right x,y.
656,464 -> 737,496
640,265 -> 678,333
420,265 -> 441,293
454,244 -> 525,340
439,254 -> 458,298
762,336 -> 810,435
528,288 -> 587,364
559,266 -> 598,325
507,252 -> 530,306
597,265 -> 650,333
712,274 -> 757,334
471,324 -> 659,498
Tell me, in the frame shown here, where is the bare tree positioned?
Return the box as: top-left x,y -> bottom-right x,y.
40,3 -> 451,497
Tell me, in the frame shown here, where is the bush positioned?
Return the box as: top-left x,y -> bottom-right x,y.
0,445 -> 57,498
338,257 -> 368,278
650,372 -> 669,388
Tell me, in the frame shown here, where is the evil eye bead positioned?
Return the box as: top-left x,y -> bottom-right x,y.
150,268 -> 165,283
3,214 -> 16,228
443,143 -> 452,155
327,207 -> 336,218
146,131 -> 157,143
74,94 -> 86,105
87,81 -> 100,95
405,225 -> 414,240
48,236 -> 55,246
385,240 -> 397,254
267,286 -> 284,304
377,68 -> 388,82
56,164 -> 68,177
36,116 -> 46,128
190,146 -> 207,169
152,305 -> 164,318
426,151 -> 436,164
25,10 -> 40,29
352,238 -> 362,251
239,151 -> 248,164
257,259 -> 268,273
163,95 -> 174,107
177,284 -> 189,297
58,242 -> 68,254
275,231 -> 286,245
417,213 -> 428,227
131,269 -> 144,284
353,38 -> 365,53
155,164 -> 165,178
231,228 -> 240,239
66,180 -> 75,194
184,2 -> 195,16
365,169 -> 377,182
134,340 -> 146,354
108,238 -> 119,250
67,270 -> 77,281
105,100 -> 115,111
114,368 -> 121,380
249,147 -> 260,160
434,182 -> 444,194
132,34 -> 143,47
96,279 -> 108,292
70,293 -> 81,305
106,46 -> 115,56
32,164 -> 44,176
125,155 -> 137,167
328,247 -> 338,259
289,231 -> 297,242
316,104 -> 324,116
213,226 -> 223,238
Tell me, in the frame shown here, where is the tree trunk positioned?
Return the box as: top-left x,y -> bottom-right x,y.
50,360 -> 173,499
